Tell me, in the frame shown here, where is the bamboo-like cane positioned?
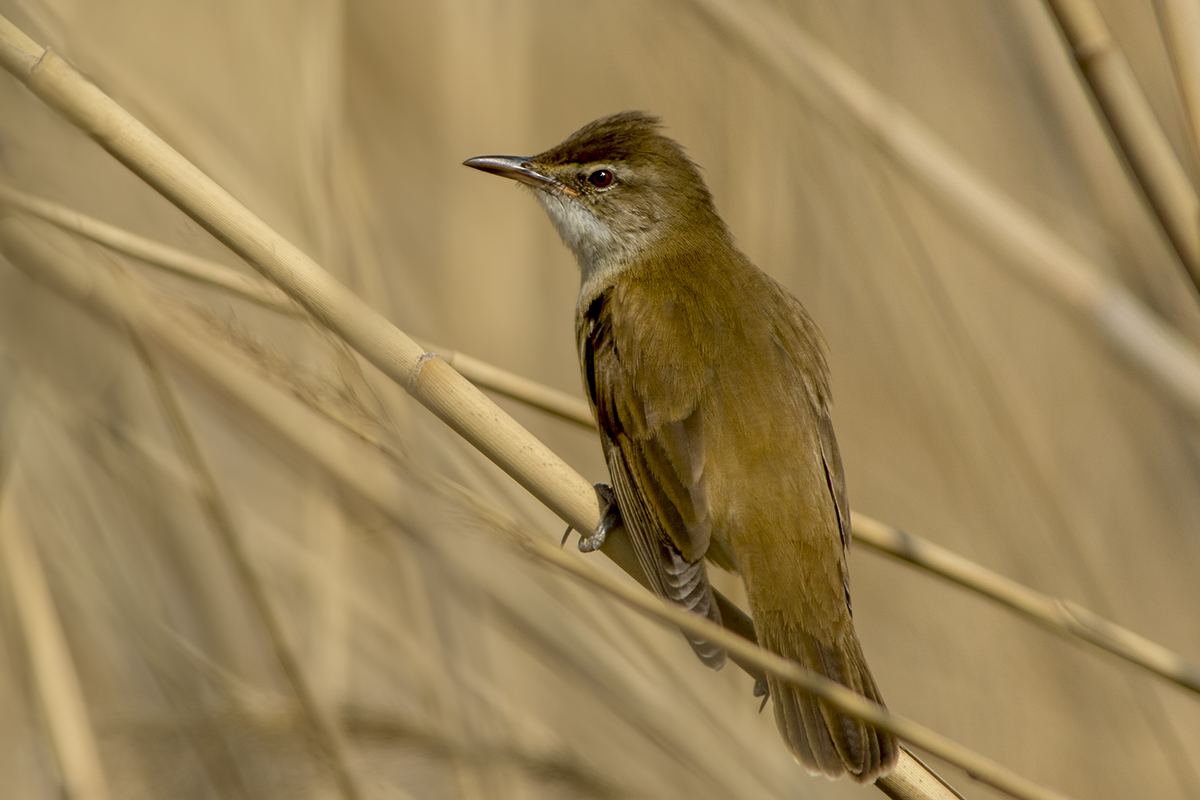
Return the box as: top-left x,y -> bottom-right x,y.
0,466 -> 112,800
0,215 -> 1074,800
684,0 -> 1200,421
423,344 -> 594,428
7,185 -> 1198,701
1042,0 -> 1200,292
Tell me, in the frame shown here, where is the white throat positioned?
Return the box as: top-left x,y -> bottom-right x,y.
535,191 -> 638,300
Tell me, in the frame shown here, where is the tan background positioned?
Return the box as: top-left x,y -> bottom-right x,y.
1,1 -> 1199,798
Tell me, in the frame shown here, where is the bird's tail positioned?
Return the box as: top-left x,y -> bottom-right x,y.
758,615 -> 897,783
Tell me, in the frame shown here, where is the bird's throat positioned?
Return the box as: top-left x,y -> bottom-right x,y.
535,190 -> 639,290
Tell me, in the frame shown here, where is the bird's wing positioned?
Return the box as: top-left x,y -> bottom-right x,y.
815,403 -> 853,614
579,291 -> 713,563
815,403 -> 849,556
770,279 -> 854,613
578,290 -> 724,666
603,408 -> 711,563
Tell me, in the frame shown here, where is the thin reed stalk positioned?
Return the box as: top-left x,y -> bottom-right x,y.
129,331 -> 364,800
1043,0 -> 1200,291
0,215 -> 1073,800
852,515 -> 1200,695
8,185 -> 1196,701
1156,0 -> 1200,172
342,705 -> 629,799
0,183 -> 595,429
684,0 -> 1200,420
0,466 -> 112,800
0,183 -> 302,314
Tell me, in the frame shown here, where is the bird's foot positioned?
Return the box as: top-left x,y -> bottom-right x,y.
577,483 -> 621,553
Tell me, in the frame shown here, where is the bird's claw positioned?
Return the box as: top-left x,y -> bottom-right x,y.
754,677 -> 770,713
578,483 -> 620,553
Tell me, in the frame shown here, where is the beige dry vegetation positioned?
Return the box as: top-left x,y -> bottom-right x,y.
1,2 -> 1199,800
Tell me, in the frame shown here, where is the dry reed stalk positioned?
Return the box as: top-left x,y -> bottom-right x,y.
121,699 -> 631,799
129,333 -> 364,800
421,343 -> 594,429
8,186 -> 1196,705
302,483 -> 352,750
852,515 -> 1200,694
1156,0 -> 1200,170
0,215 -> 1075,800
1043,0 -> 1200,290
684,0 -> 1200,421
0,183 -> 303,314
0,465 -> 112,800
430,526 -> 782,799
117,701 -> 625,798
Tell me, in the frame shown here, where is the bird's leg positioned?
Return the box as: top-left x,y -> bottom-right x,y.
577,483 -> 621,553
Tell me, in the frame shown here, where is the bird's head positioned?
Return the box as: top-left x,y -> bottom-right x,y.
464,111 -> 727,284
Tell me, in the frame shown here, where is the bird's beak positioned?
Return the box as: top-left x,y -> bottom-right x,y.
462,155 -> 578,196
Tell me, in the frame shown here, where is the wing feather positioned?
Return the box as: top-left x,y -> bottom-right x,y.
579,289 -> 724,667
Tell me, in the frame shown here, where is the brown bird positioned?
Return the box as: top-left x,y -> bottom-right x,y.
465,111 -> 897,783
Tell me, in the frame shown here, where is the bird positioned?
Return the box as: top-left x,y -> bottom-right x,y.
464,111 -> 898,783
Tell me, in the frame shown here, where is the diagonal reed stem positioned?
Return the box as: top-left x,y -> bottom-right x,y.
851,516 -> 1200,695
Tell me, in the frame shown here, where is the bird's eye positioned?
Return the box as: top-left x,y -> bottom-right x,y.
587,169 -> 614,188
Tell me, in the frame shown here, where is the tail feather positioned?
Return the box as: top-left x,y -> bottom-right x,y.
793,674 -> 843,778
777,685 -> 818,768
762,619 -> 897,783
815,637 -> 871,774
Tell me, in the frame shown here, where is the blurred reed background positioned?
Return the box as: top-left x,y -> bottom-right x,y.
1,1 -> 1199,798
